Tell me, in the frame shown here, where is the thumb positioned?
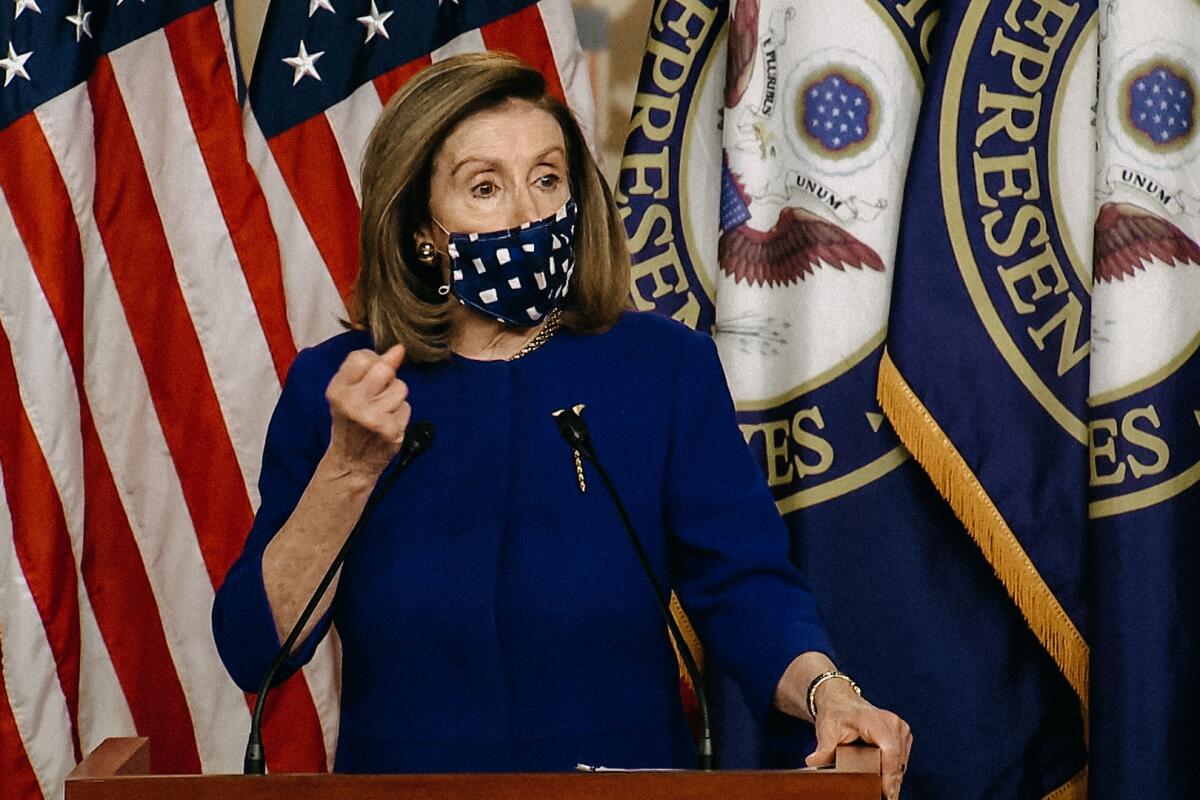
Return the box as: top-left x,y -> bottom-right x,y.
805,741 -> 837,768
380,343 -> 406,371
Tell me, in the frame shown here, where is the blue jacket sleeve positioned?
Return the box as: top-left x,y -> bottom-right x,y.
212,347 -> 337,693
665,331 -> 835,723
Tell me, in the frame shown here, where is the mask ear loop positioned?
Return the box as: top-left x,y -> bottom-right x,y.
429,217 -> 453,296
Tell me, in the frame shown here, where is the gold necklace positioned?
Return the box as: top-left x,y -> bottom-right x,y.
508,308 -> 562,361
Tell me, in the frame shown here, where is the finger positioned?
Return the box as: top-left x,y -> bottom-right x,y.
867,722 -> 905,800
374,379 -> 409,412
358,358 -> 403,397
334,349 -> 379,384
380,343 -> 406,371
804,721 -> 854,768
387,403 -> 412,444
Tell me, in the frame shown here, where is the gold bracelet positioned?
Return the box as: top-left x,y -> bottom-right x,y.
806,670 -> 862,719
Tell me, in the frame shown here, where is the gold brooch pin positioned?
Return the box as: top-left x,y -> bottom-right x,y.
552,403 -> 587,492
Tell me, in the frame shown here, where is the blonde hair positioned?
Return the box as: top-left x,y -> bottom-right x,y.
353,52 -> 631,361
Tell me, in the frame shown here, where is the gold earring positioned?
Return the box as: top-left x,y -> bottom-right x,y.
416,242 -> 437,265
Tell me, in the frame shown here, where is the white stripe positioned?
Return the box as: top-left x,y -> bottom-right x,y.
108,32 -> 278,510
432,27 -> 487,61
536,0 -> 598,155
0,111 -> 136,781
244,114 -> 347,351
0,470 -> 74,800
325,81 -> 383,203
304,630 -> 342,769
76,596 -> 138,759
39,84 -> 252,775
214,0 -> 242,100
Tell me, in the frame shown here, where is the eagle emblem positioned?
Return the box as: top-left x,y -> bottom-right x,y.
718,162 -> 883,287
1094,202 -> 1200,282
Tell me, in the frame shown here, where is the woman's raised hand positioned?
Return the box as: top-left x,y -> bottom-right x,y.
324,344 -> 411,477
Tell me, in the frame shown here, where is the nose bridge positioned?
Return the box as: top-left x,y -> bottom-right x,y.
509,181 -> 540,228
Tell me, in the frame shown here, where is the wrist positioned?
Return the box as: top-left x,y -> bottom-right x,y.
807,670 -> 863,719
319,448 -> 385,492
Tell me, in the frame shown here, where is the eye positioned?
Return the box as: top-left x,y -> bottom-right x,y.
471,180 -> 497,199
535,173 -> 562,191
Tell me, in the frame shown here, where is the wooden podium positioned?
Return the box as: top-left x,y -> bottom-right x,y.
66,737 -> 882,799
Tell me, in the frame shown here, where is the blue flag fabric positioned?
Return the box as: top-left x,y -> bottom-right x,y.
617,0 -> 1087,795
1088,2 -> 1200,797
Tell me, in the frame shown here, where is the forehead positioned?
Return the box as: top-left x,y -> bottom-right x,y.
435,99 -> 566,171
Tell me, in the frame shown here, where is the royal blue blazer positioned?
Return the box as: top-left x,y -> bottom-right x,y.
213,311 -> 832,773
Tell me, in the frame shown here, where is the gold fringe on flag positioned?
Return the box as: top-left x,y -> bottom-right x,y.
1045,766 -> 1088,800
876,349 -> 1089,708
668,592 -> 704,684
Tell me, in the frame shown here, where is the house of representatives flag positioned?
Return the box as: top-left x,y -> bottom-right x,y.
618,0 -> 1086,795
1089,1 -> 1200,796
0,0 -> 592,797
877,0 -> 1096,794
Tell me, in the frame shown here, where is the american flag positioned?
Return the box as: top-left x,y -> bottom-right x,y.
0,0 -> 591,795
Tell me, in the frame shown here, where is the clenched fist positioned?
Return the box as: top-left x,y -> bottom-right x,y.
324,344 -> 411,478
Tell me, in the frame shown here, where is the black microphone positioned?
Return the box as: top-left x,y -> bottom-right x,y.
553,410 -> 715,771
244,421 -> 435,774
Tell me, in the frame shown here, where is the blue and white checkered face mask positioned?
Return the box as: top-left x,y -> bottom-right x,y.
439,198 -> 578,326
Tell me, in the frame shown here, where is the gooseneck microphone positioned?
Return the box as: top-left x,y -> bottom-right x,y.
244,421 -> 435,775
553,410 -> 715,771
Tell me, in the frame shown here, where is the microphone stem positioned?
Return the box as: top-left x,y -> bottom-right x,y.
586,455 -> 715,771
245,428 -> 429,774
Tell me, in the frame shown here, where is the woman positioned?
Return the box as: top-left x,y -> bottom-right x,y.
213,52 -> 911,796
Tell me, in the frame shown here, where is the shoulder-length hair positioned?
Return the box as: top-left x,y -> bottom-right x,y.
353,52 -> 631,361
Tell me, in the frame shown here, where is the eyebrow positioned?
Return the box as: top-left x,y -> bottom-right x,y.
449,146 -> 566,177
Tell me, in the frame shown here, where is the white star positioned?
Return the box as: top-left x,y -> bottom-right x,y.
66,1 -> 93,41
357,0 -> 393,41
308,0 -> 333,16
283,41 -> 324,85
14,0 -> 40,18
0,42 -> 31,86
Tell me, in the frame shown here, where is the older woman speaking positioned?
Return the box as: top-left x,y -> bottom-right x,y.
213,52 -> 910,797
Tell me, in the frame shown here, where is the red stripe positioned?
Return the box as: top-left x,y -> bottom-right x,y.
87,56 -> 251,586
480,4 -> 567,102
267,115 -> 360,303
88,54 -> 328,773
0,116 -> 84,381
0,635 -> 45,800
164,8 -> 297,384
373,55 -> 432,106
165,10 -> 328,771
0,326 -> 82,763
0,108 -> 204,774
79,409 -> 205,774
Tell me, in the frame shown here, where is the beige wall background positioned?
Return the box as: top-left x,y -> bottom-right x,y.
231,0 -> 657,185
